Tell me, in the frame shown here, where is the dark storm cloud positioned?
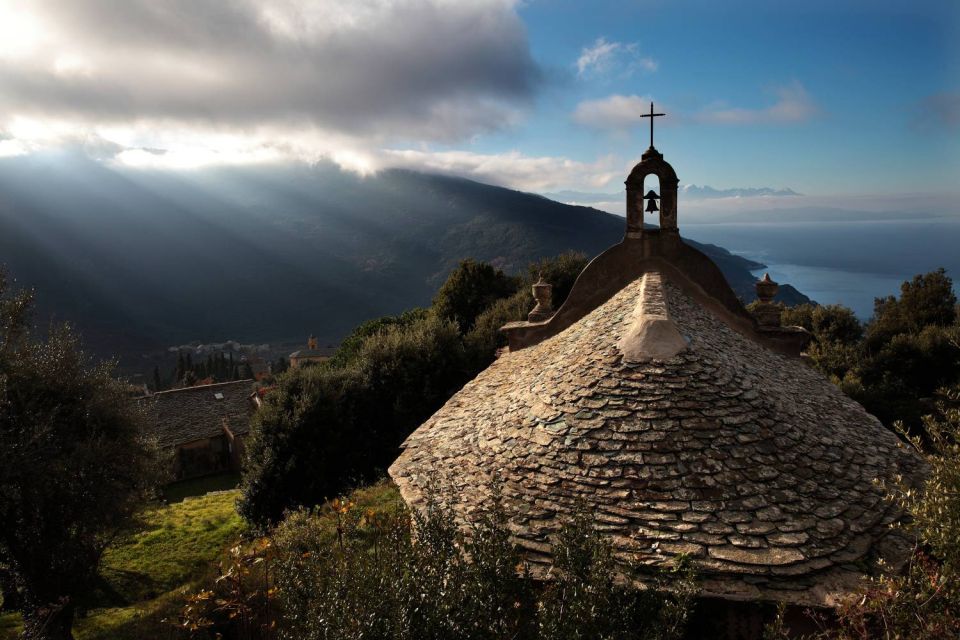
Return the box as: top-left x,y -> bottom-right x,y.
0,0 -> 542,141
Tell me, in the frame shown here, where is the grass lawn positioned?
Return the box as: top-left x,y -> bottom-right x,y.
0,479 -> 402,640
162,472 -> 241,503
0,488 -> 245,640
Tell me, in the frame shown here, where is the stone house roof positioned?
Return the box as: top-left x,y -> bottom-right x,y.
141,380 -> 257,448
389,148 -> 927,608
289,347 -> 336,359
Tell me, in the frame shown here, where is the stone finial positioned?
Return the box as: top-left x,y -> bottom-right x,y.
753,273 -> 782,327
527,274 -> 554,323
755,273 -> 779,303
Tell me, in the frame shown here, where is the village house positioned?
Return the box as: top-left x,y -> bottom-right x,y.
288,335 -> 336,369
389,126 -> 927,637
141,379 -> 258,480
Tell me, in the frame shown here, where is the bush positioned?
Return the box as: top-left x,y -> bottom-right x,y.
525,251 -> 590,310
539,507 -> 697,640
866,268 -> 957,351
765,386 -> 960,640
194,482 -> 697,640
239,315 -> 469,526
432,260 -> 518,334
328,308 -> 429,369
775,270 -> 960,435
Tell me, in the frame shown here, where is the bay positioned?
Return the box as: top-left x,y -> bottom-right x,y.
683,218 -> 960,319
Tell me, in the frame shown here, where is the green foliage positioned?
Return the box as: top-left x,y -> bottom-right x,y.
192,481 -> 696,640
463,290 -> 530,368
781,303 -> 862,345
463,251 -> 589,370
867,268 -> 957,350
328,307 -> 429,369
0,271 -> 156,639
774,269 -> 960,434
895,387 -> 960,577
526,251 -> 590,310
765,387 -> 960,639
240,315 -> 469,526
539,508 -> 697,640
432,259 -> 518,333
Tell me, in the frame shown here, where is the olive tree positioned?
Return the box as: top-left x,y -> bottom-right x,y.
0,273 -> 154,639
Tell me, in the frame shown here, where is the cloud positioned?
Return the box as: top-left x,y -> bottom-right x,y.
576,37 -> 656,78
381,149 -> 621,192
572,94 -> 662,131
913,92 -> 960,130
695,81 -> 818,125
0,0 -> 541,149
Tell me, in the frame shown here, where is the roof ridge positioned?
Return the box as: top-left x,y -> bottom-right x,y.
148,379 -> 254,397
617,271 -> 687,363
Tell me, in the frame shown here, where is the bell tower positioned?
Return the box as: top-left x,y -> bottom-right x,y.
624,102 -> 679,239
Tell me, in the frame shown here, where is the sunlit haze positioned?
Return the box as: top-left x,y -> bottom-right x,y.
0,0 -> 956,206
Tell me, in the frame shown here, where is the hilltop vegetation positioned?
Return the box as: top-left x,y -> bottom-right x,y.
762,267 -> 960,433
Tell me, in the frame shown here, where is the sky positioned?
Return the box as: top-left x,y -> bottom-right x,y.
0,0 -> 957,208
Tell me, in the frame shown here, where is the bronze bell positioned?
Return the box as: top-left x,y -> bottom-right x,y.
644,188 -> 659,213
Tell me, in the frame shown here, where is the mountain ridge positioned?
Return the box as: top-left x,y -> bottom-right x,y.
0,155 -> 808,368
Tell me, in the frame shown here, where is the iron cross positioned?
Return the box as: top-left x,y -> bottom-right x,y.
639,102 -> 665,148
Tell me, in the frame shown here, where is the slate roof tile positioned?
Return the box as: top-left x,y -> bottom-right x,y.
141,380 -> 256,448
389,270 -> 927,606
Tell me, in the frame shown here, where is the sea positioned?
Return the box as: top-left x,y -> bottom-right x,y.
683,218 -> 960,319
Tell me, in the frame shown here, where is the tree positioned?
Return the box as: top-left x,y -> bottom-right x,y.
0,272 -> 154,640
432,259 -> 518,334
240,314 -> 469,526
525,251 -> 589,311
867,268 -> 957,350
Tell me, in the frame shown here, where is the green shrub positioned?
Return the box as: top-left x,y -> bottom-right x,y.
197,482 -> 698,640
239,315 -> 469,526
766,386 -> 960,639
525,251 -> 589,310
432,259 -> 519,334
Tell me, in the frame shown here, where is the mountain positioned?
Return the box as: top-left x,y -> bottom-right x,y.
680,185 -> 801,199
542,185 -> 801,205
0,153 -> 807,370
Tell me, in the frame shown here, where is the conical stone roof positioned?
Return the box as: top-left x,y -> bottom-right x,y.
389,265 -> 926,606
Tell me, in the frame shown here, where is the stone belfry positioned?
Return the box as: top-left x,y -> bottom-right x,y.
625,102 -> 679,239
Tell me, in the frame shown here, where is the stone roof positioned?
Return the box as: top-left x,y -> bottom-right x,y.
141,380 -> 257,448
289,348 -> 336,359
389,267 -> 926,606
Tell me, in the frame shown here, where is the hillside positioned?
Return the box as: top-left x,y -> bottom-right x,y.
0,154 -> 807,368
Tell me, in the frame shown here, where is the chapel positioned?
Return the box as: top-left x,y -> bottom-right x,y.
388,115 -> 926,635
